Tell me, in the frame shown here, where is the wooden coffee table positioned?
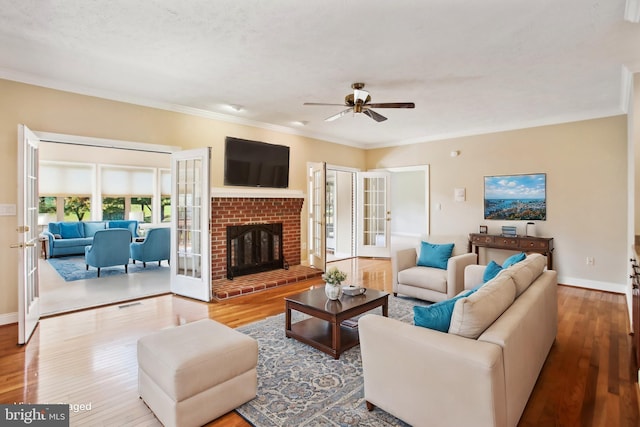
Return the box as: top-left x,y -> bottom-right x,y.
285,287 -> 389,359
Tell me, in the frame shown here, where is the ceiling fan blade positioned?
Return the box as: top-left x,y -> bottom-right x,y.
325,108 -> 353,122
366,102 -> 415,109
304,102 -> 347,106
363,109 -> 387,122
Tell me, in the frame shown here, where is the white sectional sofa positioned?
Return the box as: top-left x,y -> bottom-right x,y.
360,253 -> 557,427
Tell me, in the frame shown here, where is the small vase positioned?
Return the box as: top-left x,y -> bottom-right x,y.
325,283 -> 343,300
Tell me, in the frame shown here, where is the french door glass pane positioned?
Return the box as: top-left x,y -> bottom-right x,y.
363,177 -> 386,246
175,159 -> 202,279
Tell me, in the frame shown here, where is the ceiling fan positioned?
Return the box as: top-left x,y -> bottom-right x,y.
303,82 -> 415,122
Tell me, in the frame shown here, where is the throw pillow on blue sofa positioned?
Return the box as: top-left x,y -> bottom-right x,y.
59,222 -> 83,239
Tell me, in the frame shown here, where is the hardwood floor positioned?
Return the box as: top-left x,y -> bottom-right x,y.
0,258 -> 638,426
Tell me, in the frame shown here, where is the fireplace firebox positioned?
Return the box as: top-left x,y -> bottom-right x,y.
226,223 -> 284,279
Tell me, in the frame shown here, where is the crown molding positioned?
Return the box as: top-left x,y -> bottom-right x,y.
368,108 -> 625,149
0,67 -> 365,149
0,68 -> 627,152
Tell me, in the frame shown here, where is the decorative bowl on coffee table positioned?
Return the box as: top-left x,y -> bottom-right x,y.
342,285 -> 366,296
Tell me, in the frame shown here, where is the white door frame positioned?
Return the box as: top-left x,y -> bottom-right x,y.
27,131 -> 180,314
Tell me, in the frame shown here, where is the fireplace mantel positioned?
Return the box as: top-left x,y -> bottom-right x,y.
211,187 -> 304,199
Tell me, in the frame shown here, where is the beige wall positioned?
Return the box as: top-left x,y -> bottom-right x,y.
367,116 -> 628,292
0,78 -> 630,318
0,78 -> 365,317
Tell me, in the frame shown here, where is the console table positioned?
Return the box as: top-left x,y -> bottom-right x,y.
468,233 -> 554,270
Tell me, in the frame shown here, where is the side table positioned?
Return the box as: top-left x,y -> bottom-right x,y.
39,236 -> 47,259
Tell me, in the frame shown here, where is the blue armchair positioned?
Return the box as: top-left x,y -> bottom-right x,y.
85,229 -> 132,277
130,227 -> 170,267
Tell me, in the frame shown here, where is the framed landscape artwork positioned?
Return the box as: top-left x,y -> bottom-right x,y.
484,173 -> 546,220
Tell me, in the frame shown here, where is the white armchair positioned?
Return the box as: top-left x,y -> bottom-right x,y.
392,235 -> 477,302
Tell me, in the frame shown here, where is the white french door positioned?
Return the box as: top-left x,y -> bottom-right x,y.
308,162 -> 326,271
357,171 -> 391,258
170,148 -> 211,301
17,125 -> 40,344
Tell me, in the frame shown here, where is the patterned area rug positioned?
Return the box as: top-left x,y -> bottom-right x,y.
236,295 -> 429,426
47,256 -> 168,282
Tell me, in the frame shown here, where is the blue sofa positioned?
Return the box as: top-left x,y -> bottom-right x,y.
130,227 -> 170,267
43,220 -> 138,258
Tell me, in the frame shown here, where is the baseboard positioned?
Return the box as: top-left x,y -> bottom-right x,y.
558,275 -> 626,294
0,312 -> 18,326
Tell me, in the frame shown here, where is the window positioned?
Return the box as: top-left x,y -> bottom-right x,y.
39,197 -> 56,215
131,197 -> 152,223
38,161 -> 171,224
102,197 -> 125,220
64,196 -> 91,221
160,169 -> 171,223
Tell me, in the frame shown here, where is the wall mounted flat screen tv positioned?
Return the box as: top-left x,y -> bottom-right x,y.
484,173 -> 546,220
224,137 -> 290,188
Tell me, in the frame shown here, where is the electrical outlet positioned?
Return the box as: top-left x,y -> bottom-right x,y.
586,257 -> 595,266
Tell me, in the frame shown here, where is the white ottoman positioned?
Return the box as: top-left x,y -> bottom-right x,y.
137,318 -> 258,427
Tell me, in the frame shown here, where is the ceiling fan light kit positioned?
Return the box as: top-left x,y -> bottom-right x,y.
304,82 -> 415,123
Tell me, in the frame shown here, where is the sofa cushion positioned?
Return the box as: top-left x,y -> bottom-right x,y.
59,222 -> 84,239
48,222 -> 61,236
108,220 -> 138,237
501,253 -> 547,297
417,241 -> 454,270
83,221 -> 106,238
449,273 -> 516,339
398,266 -> 447,293
414,289 -> 474,332
483,260 -> 503,283
503,252 -> 526,268
51,237 -> 93,248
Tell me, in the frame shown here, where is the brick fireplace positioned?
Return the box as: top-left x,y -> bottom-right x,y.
210,190 -> 305,282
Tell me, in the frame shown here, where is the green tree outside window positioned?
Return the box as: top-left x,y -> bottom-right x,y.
102,197 -> 125,220
64,197 -> 91,221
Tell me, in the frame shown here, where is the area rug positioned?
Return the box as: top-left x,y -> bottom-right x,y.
235,295 -> 429,426
47,256 -> 169,282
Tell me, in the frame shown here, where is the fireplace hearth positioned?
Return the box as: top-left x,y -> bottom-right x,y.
226,223 -> 284,279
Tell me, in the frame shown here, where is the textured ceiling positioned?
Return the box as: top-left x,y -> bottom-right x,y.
0,0 -> 639,148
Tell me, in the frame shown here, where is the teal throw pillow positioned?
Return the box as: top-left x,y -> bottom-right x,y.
503,252 -> 526,268
59,222 -> 83,239
417,241 -> 454,270
414,289 -> 474,332
483,260 -> 503,283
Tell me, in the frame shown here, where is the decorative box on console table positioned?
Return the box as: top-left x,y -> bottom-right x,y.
468,233 -> 554,269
